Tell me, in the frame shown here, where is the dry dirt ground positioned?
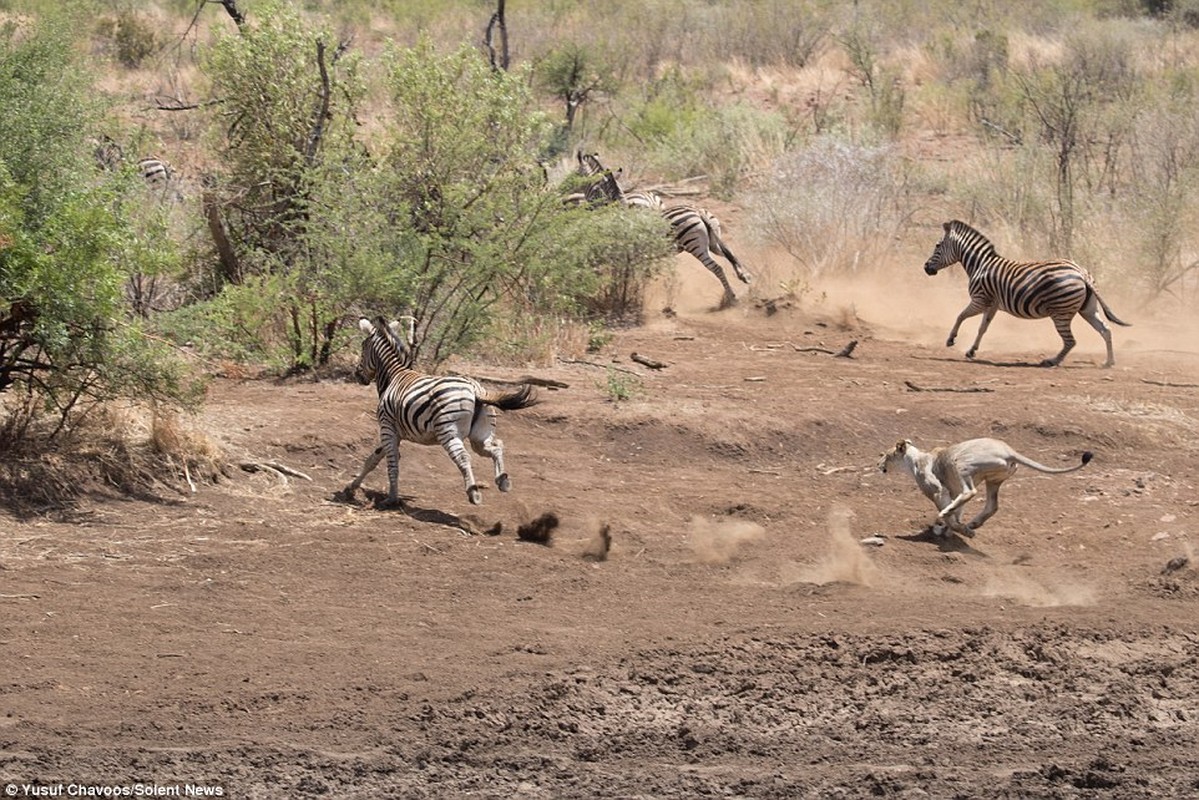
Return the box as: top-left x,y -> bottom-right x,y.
3,266 -> 1199,798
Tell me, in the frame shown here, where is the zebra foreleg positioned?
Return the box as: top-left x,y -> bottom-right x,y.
381,436 -> 404,507
965,308 -> 999,360
946,301 -> 986,350
340,444 -> 384,499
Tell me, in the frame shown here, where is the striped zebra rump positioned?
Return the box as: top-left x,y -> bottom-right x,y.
979,260 -> 1090,320
137,157 -> 172,188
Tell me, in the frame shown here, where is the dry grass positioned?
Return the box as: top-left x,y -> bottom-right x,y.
0,403 -> 223,517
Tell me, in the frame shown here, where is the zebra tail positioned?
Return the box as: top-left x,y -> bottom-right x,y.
481,383 -> 539,411
1095,291 -> 1131,327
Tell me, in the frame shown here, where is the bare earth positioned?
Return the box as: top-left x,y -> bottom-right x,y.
2,274 -> 1198,798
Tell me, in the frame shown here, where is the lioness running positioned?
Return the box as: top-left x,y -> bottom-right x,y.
878,437 -> 1093,537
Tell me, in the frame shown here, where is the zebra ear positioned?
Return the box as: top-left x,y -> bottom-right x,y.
358,317 -> 374,335
895,440 -> 908,453
942,221 -> 952,234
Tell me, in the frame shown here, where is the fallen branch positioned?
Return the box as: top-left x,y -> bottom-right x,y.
789,339 -> 858,358
904,380 -> 994,393
559,358 -> 640,376
1141,378 -> 1199,389
239,460 -> 313,482
630,352 -> 668,370
460,373 -> 569,390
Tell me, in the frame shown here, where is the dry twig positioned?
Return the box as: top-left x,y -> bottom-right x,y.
630,352 -> 668,370
904,380 -> 994,394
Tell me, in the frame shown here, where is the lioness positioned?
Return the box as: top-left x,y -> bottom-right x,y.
878,437 -> 1093,537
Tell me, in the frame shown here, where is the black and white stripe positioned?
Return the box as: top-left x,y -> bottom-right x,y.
136,157 -> 173,189
924,220 -> 1131,367
577,152 -> 752,308
341,317 -> 538,506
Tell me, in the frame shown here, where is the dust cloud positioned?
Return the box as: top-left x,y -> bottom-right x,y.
791,505 -> 880,587
653,237 -> 1199,375
688,516 -> 766,564
981,567 -> 1098,607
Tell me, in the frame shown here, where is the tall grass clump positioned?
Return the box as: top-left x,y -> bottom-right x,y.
747,136 -> 914,279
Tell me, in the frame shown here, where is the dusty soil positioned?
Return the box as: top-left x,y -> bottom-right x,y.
2,267 -> 1199,798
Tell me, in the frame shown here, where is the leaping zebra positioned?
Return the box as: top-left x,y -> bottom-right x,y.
924,220 -> 1131,368
575,151 -> 752,308
341,317 -> 538,507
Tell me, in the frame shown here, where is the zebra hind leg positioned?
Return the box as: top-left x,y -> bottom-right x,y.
1078,302 -> 1116,367
704,213 -> 752,285
471,433 -> 511,493
1043,315 -> 1078,367
439,432 -> 484,505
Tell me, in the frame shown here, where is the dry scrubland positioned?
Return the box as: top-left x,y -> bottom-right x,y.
2,1 -> 1199,797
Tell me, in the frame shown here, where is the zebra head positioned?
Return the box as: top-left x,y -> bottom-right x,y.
923,221 -> 961,276
354,318 -> 382,385
354,316 -> 416,386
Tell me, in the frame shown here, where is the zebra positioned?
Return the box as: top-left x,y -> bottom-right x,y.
568,150 -> 624,206
341,317 -> 538,507
923,220 -> 1131,367
137,157 -> 173,188
576,151 -> 752,308
92,137 -> 175,195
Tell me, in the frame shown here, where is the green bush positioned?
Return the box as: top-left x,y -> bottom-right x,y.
0,15 -> 191,443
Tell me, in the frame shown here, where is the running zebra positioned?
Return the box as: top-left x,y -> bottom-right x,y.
577,152 -> 752,308
923,220 -> 1131,367
341,317 -> 538,506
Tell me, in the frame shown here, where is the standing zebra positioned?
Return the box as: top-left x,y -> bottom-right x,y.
341,317 -> 538,507
923,220 -> 1131,367
575,151 -> 752,308
137,157 -> 173,189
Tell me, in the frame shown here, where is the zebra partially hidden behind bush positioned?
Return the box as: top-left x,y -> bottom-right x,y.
576,151 -> 752,309
340,317 -> 538,507
923,220 -> 1130,368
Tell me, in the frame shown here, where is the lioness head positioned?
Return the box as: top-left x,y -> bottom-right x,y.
877,440 -> 910,473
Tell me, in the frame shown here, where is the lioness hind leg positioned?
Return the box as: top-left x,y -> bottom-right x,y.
966,481 -> 1003,532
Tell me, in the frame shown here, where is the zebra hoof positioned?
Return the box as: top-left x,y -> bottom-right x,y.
965,349 -> 977,359
946,338 -> 956,348
496,473 -> 511,493
1039,359 -> 1059,368
467,485 -> 484,505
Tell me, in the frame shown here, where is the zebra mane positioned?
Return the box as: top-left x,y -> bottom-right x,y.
371,316 -> 414,370
948,219 -> 998,258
